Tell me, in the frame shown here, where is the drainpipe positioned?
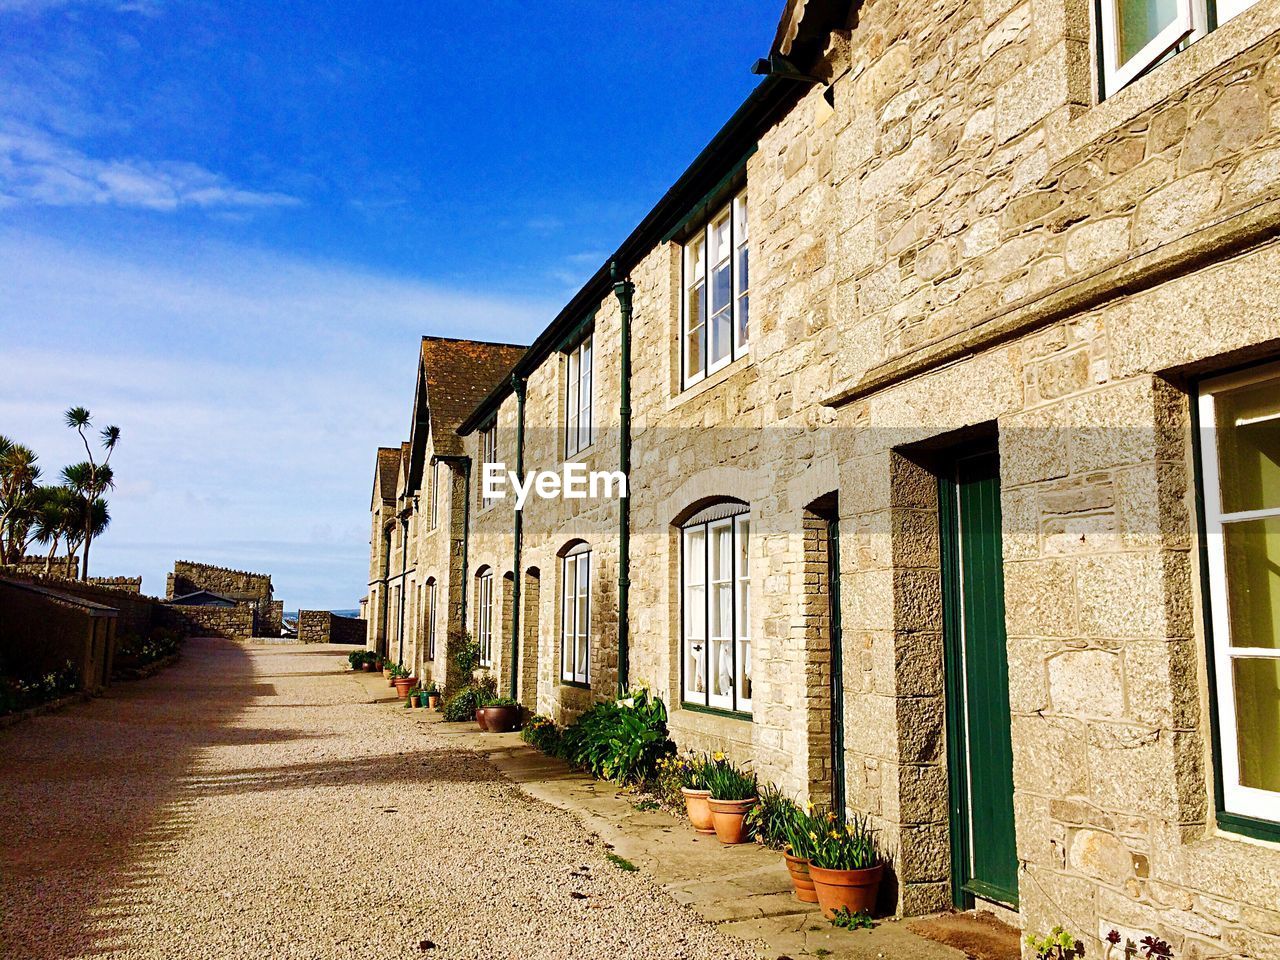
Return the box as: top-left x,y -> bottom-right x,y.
509,375 -> 527,700
611,260 -> 634,693
455,456 -> 473,652
397,509 -> 409,665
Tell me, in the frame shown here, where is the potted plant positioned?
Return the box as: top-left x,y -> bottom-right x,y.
392,665 -> 416,700
780,803 -> 819,903
424,682 -> 441,710
674,753 -> 715,834
806,811 -> 883,919
705,755 -> 758,844
480,696 -> 522,732
408,686 -> 422,708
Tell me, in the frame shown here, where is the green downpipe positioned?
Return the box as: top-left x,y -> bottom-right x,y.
611,261 -> 634,693
456,456 -> 472,672
509,376 -> 527,700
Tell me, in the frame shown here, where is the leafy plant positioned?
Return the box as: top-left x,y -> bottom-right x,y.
423,681 -> 440,697
1027,926 -> 1083,960
605,852 -> 637,871
486,696 -> 518,708
807,811 -> 880,871
830,907 -> 875,930
556,689 -> 675,784
453,638 -> 481,676
654,751 -> 707,805
704,755 -> 758,801
521,714 -> 562,753
440,676 -> 497,722
745,783 -> 798,848
781,803 -> 819,860
1139,937 -> 1172,959
388,662 -> 410,680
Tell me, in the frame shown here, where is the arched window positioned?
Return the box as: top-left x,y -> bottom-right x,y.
559,541 -> 591,686
475,567 -> 494,667
680,501 -> 751,713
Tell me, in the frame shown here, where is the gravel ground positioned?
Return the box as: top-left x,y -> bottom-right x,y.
0,639 -> 758,960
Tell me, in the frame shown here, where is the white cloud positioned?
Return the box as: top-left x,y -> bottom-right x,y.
0,231 -> 550,609
0,122 -> 300,211
0,0 -> 159,15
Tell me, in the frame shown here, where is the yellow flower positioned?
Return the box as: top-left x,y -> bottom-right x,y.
712,751 -> 726,762
804,801 -> 814,813
808,831 -> 818,840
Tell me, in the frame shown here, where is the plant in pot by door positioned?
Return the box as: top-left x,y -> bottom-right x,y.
704,755 -> 758,845
424,682 -> 441,710
805,811 -> 884,920
665,752 -> 714,834
407,686 -> 422,708
779,802 -> 819,904
390,664 -> 414,698
480,696 -> 522,733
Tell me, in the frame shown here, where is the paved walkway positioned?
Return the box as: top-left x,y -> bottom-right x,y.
0,640 -> 755,960
0,640 -> 970,960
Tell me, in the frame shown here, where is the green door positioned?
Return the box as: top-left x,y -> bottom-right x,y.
940,448 -> 1019,907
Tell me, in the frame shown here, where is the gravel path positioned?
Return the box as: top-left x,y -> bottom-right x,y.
0,639 -> 757,960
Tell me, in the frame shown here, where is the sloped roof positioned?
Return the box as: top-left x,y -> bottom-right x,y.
375,447 -> 400,503
418,336 -> 525,459
168,589 -> 238,607
772,0 -> 851,61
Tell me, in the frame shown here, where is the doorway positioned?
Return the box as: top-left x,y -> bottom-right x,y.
939,446 -> 1019,908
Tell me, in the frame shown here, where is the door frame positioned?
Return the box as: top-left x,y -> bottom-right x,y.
828,516 -> 847,819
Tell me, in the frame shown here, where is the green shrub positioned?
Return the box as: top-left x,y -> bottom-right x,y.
521,714 -> 562,754
0,661 -> 80,715
556,689 -> 674,785
746,783 -> 799,849
486,696 -> 518,708
654,751 -> 707,805
440,676 -> 497,722
452,637 -> 480,676
704,756 -> 758,801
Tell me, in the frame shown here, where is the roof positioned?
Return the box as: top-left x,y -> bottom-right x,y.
772,0 -> 850,60
168,589 -> 238,607
458,73 -> 802,436
0,576 -> 119,615
375,447 -> 400,503
418,336 -> 526,458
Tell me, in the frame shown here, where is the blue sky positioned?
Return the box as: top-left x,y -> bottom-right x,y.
0,0 -> 782,610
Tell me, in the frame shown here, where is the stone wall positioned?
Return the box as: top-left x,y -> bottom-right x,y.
0,572 -> 159,638
158,603 -> 254,641
88,577 -> 142,594
297,610 -> 365,645
8,556 -> 78,578
166,560 -> 272,601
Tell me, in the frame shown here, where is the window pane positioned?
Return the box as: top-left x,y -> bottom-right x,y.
1215,375 -> 1280,514
684,527 -> 706,700
687,284 -> 705,376
1116,0 -> 1179,66
1233,657 -> 1280,792
1223,516 -> 1280,650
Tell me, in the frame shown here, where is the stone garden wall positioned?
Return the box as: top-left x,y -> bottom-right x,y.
297,610 -> 366,645
157,603 -> 254,641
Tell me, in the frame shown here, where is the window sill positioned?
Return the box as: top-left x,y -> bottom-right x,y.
670,354 -> 755,411
679,701 -> 752,722
560,679 -> 591,691
1058,1 -> 1279,158
1216,810 -> 1280,845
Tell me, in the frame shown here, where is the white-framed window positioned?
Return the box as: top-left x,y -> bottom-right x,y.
565,334 -> 593,457
429,460 -> 440,529
481,424 -> 498,507
682,190 -> 749,387
681,505 -> 751,713
1098,0 -> 1257,96
560,543 -> 591,685
425,578 -> 437,661
1199,359 -> 1280,823
476,568 -> 494,668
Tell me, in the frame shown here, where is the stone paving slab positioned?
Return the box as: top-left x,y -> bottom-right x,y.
389,693 -> 967,960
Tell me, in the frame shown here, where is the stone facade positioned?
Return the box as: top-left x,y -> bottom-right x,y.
157,603 -> 255,641
166,561 -> 280,636
367,0 -> 1280,951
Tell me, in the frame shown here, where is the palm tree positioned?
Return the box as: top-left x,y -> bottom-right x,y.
0,437 -> 42,564
63,408 -> 121,580
33,486 -> 79,575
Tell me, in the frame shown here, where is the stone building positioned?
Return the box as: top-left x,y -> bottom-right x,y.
166,561 -> 282,636
368,0 -> 1280,951
366,336 -> 526,686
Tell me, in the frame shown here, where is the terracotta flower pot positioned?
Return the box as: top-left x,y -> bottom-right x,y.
482,704 -> 522,733
681,788 -> 715,834
428,695 -> 440,710
807,863 -> 883,919
475,707 -> 490,731
382,667 -> 392,680
708,797 -> 756,844
393,678 -> 413,699
783,852 -> 818,903
362,662 -> 375,672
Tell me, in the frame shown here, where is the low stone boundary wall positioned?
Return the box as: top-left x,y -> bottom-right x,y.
158,604 -> 255,641
297,611 -> 366,644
